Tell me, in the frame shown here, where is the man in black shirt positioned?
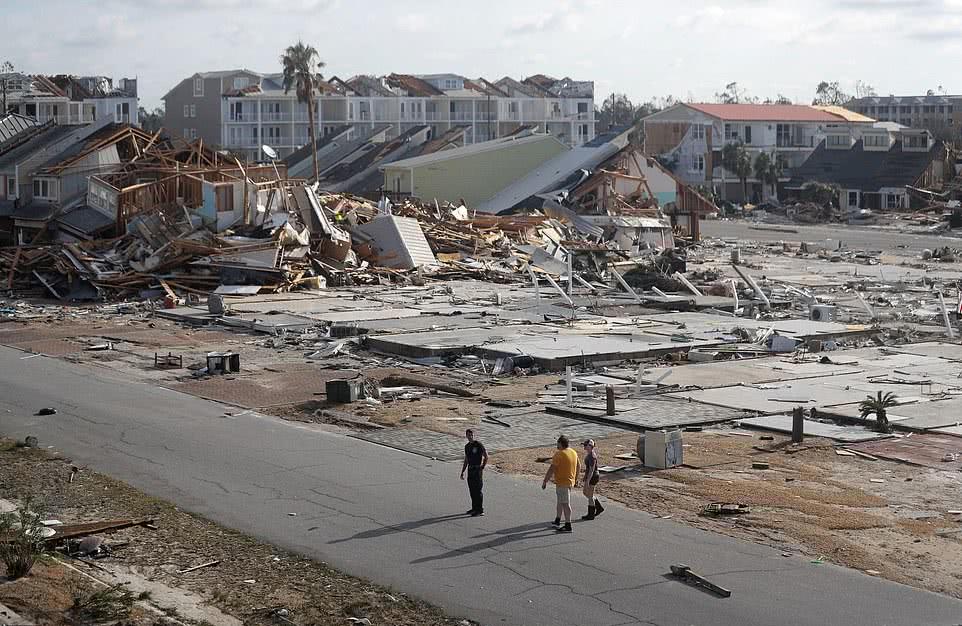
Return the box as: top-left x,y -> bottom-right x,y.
460,428 -> 488,516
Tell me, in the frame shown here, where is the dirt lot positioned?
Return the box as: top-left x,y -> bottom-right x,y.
0,439 -> 465,626
492,430 -> 962,598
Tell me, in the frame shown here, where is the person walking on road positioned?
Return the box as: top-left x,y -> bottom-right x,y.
461,429 -> 488,516
580,439 -> 604,520
542,434 -> 579,533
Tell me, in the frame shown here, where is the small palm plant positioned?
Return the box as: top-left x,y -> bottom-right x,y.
859,391 -> 898,433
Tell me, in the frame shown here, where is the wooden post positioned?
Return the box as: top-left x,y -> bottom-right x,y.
606,385 -> 616,416
792,406 -> 804,443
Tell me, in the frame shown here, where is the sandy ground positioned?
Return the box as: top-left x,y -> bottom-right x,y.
491,430 -> 962,598
0,439 -> 464,626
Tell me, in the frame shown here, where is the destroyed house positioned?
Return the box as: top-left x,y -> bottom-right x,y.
1,72 -> 138,126
0,122 -> 155,243
316,125 -> 432,196
786,129 -> 951,211
642,103 -> 875,201
164,69 -> 596,164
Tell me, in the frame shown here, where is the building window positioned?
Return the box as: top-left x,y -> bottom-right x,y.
32,179 -> 54,199
190,104 -> 196,118
7,178 -> 15,198
827,135 -> 847,147
691,125 -> 705,140
183,104 -> 189,118
230,102 -> 244,121
776,124 -> 791,147
252,127 -> 258,140
724,123 -> 738,141
864,134 -> 886,147
193,77 -> 204,97
848,191 -> 858,206
183,128 -> 190,139
905,135 -> 926,148
744,125 -> 752,144
233,77 -> 248,89
886,194 -> 904,209
190,128 -> 197,139
690,154 -> 705,172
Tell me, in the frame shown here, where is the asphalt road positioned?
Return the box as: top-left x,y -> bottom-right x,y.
1,346 -> 960,626
704,220 -> 957,253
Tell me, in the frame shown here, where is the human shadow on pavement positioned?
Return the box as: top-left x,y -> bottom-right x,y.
328,513 -> 468,544
410,521 -> 573,564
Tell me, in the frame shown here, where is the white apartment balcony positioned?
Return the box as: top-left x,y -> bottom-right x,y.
260,112 -> 294,122
37,113 -> 99,125
502,111 -> 520,121
451,111 -> 473,121
227,137 -> 298,149
475,112 -> 496,121
425,112 -> 444,121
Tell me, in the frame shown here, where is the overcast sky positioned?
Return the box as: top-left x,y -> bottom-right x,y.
5,0 -> 962,110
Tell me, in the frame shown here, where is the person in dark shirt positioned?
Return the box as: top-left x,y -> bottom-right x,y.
581,439 -> 604,520
460,428 -> 488,516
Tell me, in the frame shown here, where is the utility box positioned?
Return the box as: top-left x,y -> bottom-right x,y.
326,379 -> 364,404
206,352 -> 240,374
644,429 -> 683,469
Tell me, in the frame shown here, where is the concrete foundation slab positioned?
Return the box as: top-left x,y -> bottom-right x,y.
738,415 -> 890,442
667,382 -> 857,414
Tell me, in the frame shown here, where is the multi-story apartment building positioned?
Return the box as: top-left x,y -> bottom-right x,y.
1,73 -> 139,126
847,94 -> 962,141
643,103 -> 875,201
163,70 -> 595,162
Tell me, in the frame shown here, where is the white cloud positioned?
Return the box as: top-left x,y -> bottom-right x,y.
397,13 -> 432,33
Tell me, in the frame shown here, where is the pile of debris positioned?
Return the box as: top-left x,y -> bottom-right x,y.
1,176 -> 685,302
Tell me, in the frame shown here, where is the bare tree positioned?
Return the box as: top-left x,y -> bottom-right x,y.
813,81 -> 851,106
854,80 -> 877,99
715,81 -> 753,104
1,60 -> 15,115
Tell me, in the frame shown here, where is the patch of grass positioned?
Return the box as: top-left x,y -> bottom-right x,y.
68,583 -> 135,624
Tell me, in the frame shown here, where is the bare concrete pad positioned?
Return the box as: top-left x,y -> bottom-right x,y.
880,397 -> 962,431
889,342 -> 962,361
479,335 -> 721,369
738,415 -> 890,442
667,382 -> 857,414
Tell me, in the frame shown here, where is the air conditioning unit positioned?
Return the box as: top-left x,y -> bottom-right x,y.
810,305 -> 836,322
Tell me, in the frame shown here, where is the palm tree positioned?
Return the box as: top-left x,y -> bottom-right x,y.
722,142 -> 752,202
753,151 -> 786,201
859,391 -> 898,433
281,41 -> 325,182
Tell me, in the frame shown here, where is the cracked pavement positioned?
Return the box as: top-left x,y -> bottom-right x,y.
1,346 -> 960,625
